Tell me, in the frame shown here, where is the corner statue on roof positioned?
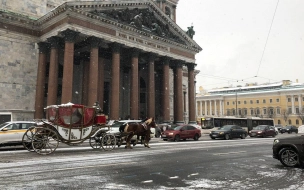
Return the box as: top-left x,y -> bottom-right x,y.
186,25 -> 195,39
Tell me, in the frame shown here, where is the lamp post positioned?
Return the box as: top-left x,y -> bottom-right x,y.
235,91 -> 238,117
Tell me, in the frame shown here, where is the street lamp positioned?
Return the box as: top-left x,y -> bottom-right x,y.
235,91 -> 238,117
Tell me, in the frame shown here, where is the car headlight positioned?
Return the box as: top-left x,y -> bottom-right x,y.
169,133 -> 173,135
249,131 -> 251,133
273,139 -> 280,145
219,132 -> 224,135
257,131 -> 262,133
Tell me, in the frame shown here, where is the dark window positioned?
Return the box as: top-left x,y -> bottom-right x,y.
270,99 -> 273,103
276,98 -> 279,102
256,100 -> 259,104
288,98 -> 291,102
263,99 -> 266,103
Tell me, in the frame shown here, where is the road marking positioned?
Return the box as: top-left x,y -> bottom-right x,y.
189,173 -> 199,176
169,176 -> 179,179
141,180 -> 153,183
213,151 -> 247,155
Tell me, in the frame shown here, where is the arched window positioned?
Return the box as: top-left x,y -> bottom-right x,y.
288,119 -> 292,125
278,120 -> 281,124
296,119 -> 299,125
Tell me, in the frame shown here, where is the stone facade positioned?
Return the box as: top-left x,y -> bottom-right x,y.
0,32 -> 38,121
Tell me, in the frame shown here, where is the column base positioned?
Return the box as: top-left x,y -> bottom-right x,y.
174,121 -> 184,124
188,121 -> 197,124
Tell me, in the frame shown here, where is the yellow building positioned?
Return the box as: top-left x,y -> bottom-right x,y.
196,80 -> 304,127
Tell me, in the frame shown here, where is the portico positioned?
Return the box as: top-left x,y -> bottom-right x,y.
30,1 -> 201,123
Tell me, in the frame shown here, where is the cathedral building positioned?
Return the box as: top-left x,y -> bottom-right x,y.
0,0 -> 201,124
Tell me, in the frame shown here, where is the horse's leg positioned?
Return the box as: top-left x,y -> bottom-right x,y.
144,133 -> 151,148
133,135 -> 139,147
125,134 -> 134,149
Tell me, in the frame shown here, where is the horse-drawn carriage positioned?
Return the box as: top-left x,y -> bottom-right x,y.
22,102 -> 116,155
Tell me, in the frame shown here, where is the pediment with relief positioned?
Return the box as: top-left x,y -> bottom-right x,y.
64,0 -> 202,53
90,7 -> 184,45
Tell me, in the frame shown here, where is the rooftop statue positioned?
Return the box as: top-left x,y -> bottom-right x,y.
186,25 -> 195,39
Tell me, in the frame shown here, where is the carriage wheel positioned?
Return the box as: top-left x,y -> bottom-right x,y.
22,126 -> 36,151
101,134 -> 116,151
32,127 -> 59,155
89,136 -> 102,149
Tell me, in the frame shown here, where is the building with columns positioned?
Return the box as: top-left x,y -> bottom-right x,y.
0,0 -> 202,124
196,80 -> 304,127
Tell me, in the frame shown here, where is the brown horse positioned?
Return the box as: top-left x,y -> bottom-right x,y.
119,118 -> 156,149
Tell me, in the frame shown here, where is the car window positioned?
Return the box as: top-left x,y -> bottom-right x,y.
220,125 -> 232,130
188,126 -> 195,130
173,126 -> 183,130
21,123 -> 33,129
4,123 -> 18,130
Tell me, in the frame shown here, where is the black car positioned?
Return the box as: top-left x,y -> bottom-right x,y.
279,126 -> 298,134
273,136 -> 304,167
209,125 -> 247,140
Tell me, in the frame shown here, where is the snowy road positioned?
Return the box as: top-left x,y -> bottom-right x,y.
0,138 -> 303,190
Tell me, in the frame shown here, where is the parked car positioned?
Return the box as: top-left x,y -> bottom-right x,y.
0,121 -> 36,147
249,125 -> 277,138
209,125 -> 247,140
280,126 -> 298,134
273,136 -> 304,167
161,124 -> 201,141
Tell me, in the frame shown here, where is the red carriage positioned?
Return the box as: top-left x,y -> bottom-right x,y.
22,102 -> 116,155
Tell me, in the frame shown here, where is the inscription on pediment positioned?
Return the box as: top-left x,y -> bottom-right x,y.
90,8 -> 185,45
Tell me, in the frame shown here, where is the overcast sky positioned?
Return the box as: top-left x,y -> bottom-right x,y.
176,0 -> 304,91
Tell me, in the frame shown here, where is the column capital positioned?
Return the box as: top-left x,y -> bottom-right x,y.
60,29 -> 79,42
37,42 -> 49,54
47,36 -> 62,49
148,53 -> 157,62
131,48 -> 140,57
86,36 -> 101,48
111,42 -> 122,53
186,63 -> 196,70
171,60 -> 184,69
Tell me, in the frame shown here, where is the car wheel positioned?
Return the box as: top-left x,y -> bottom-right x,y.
241,133 -> 246,139
224,134 -> 230,140
262,133 -> 266,138
174,135 -> 180,142
163,139 -> 167,141
193,134 -> 199,141
211,137 -> 215,140
279,147 -> 300,167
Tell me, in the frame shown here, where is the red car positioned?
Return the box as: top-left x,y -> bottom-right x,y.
161,124 -> 201,141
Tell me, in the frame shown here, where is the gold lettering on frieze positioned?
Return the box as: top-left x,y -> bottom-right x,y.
136,39 -> 143,43
147,42 -> 156,47
118,33 -> 168,52
119,33 -> 127,39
